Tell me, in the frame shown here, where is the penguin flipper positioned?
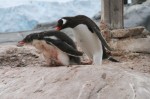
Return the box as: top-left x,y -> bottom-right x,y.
50,31 -> 77,49
102,45 -> 109,59
81,15 -> 112,51
93,27 -> 112,51
44,38 -> 83,57
39,31 -> 77,49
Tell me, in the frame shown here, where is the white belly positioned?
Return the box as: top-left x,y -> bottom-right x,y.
73,24 -> 103,65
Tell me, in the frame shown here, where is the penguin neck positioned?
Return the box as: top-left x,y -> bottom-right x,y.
73,24 -> 89,34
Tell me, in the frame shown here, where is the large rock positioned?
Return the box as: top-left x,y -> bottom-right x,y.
111,26 -> 145,38
108,27 -> 150,53
0,45 -> 150,99
124,0 -> 150,31
110,37 -> 150,53
0,65 -> 150,99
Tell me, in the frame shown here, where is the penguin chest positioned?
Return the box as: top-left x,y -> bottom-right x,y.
73,24 -> 102,58
32,40 -> 69,66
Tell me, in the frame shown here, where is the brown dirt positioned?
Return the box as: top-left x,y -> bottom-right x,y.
0,45 -> 149,74
0,45 -> 45,67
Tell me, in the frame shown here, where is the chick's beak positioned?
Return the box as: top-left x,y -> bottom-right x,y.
17,41 -> 25,47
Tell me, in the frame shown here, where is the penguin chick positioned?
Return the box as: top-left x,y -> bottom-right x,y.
18,30 -> 83,66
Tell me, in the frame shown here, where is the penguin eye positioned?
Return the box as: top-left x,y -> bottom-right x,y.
57,19 -> 63,26
56,18 -> 68,30
58,19 -> 67,25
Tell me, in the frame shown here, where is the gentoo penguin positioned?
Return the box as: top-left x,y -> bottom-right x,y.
56,15 -> 118,65
18,30 -> 83,66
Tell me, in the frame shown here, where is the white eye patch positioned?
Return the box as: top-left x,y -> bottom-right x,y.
62,19 -> 67,25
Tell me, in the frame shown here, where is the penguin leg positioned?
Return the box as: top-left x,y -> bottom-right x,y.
81,51 -> 93,65
93,48 -> 103,65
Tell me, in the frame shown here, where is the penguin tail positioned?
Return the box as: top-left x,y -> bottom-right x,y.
107,56 -> 119,62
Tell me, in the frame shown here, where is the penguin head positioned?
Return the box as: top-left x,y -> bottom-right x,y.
56,18 -> 68,30
56,15 -> 89,31
17,33 -> 39,46
56,17 -> 79,30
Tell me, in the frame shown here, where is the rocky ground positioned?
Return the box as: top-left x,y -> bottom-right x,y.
0,45 -> 150,99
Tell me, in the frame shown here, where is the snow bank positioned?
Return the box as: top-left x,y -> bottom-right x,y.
0,0 -> 100,32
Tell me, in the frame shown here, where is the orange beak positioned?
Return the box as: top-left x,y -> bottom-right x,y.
55,26 -> 61,31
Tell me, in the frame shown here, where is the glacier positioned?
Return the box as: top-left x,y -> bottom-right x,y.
0,0 -> 100,33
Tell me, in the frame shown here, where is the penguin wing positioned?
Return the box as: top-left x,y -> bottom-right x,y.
50,31 -> 77,49
44,38 -> 83,57
84,17 -> 112,51
39,31 -> 77,49
92,26 -> 112,51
